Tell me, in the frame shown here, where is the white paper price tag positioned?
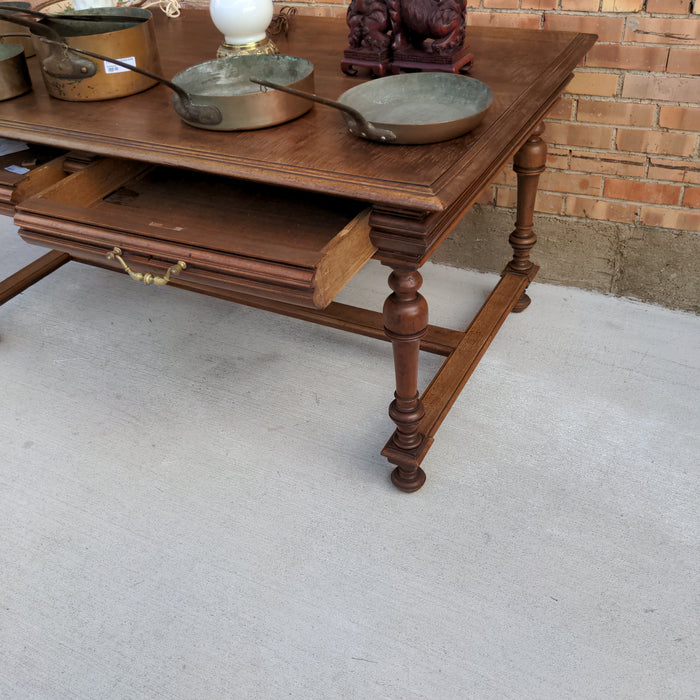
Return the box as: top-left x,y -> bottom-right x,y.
104,56 -> 136,74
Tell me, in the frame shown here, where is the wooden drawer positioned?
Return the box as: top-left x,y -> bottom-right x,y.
14,158 -> 376,309
0,144 -> 68,215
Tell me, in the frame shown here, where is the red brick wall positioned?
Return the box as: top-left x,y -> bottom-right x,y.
276,1 -> 700,234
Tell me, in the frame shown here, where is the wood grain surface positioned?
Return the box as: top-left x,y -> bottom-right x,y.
0,12 -> 595,212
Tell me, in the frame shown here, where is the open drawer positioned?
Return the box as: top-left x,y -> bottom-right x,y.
14,157 -> 376,309
0,143 -> 69,216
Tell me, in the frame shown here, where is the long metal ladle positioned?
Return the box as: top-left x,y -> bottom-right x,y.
0,6 -> 145,24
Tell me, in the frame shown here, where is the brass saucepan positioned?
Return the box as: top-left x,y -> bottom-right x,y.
0,7 -> 161,100
0,40 -> 30,100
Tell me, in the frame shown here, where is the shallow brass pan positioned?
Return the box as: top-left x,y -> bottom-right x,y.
255,71 -> 494,145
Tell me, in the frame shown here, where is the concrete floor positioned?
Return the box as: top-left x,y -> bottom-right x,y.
1,216 -> 698,699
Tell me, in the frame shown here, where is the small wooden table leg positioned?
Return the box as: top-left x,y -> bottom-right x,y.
506,122 -> 547,312
381,264 -> 431,492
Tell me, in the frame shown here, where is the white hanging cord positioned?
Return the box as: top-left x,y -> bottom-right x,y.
139,0 -> 182,18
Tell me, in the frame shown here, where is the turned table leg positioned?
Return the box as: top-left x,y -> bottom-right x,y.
507,122 -> 547,312
382,264 -> 429,492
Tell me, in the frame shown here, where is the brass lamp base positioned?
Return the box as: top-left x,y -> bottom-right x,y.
216,37 -> 278,58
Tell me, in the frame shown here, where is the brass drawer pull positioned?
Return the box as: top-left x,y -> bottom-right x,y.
106,247 -> 186,286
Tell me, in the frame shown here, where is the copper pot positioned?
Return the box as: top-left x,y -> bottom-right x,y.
0,40 -> 30,100
34,7 -> 161,101
0,6 -> 162,101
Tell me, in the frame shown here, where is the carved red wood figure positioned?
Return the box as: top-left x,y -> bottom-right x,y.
388,0 -> 466,55
346,0 -> 391,52
342,0 -> 473,75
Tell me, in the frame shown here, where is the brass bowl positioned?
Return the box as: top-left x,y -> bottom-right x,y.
0,41 -> 30,100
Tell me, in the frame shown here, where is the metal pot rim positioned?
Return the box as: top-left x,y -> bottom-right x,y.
171,54 -> 314,99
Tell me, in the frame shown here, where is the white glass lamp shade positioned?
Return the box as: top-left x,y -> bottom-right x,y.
209,0 -> 274,46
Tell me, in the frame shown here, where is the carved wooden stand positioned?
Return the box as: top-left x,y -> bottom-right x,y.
341,48 -> 392,77
390,46 -> 473,74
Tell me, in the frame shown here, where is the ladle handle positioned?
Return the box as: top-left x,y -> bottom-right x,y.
0,6 -> 142,22
250,78 -> 397,143
38,38 -> 222,127
0,8 -> 97,78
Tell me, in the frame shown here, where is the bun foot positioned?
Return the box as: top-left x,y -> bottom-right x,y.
391,465 -> 426,492
511,292 -> 531,313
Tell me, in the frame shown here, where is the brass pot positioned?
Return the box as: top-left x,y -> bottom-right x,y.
0,40 -> 30,100
31,7 -> 161,101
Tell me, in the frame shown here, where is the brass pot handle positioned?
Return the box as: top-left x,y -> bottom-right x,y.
107,247 -> 186,286
0,9 -> 97,79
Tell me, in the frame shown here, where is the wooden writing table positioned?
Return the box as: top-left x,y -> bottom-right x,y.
0,12 -> 595,491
